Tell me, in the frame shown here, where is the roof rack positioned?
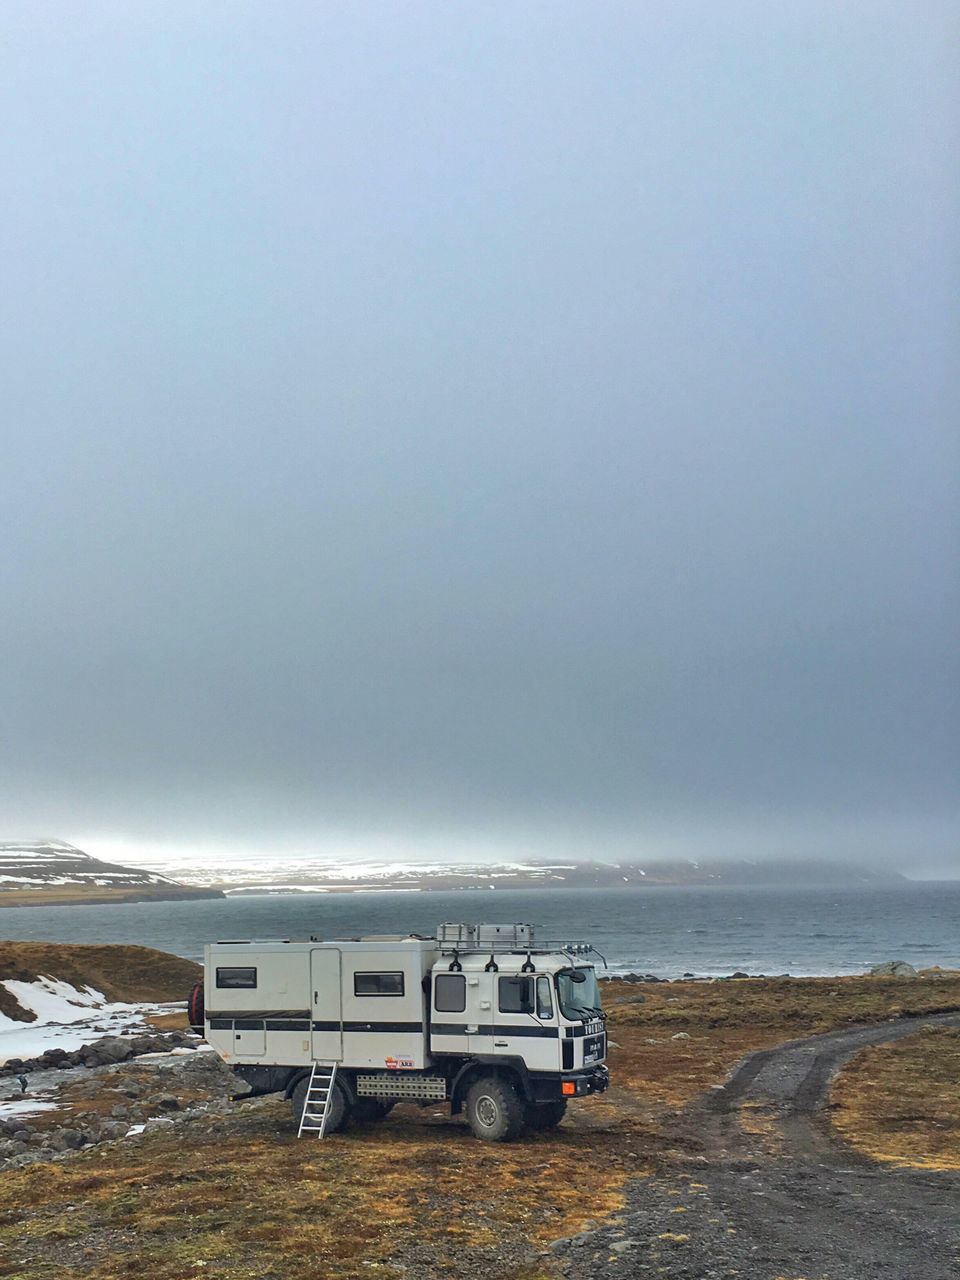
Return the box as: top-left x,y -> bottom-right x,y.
435,923 -> 606,968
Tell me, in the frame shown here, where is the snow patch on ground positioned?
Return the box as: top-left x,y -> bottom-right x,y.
2,976 -> 111,1024
0,976 -> 180,1064
0,1097 -> 59,1119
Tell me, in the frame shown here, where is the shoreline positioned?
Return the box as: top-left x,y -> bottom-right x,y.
0,888 -> 224,910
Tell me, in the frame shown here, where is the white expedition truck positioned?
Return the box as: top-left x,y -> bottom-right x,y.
190,922 -> 609,1140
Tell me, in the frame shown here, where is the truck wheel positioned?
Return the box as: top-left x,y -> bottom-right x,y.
525,1099 -> 567,1131
290,1075 -> 350,1135
353,1099 -> 392,1123
465,1075 -> 526,1142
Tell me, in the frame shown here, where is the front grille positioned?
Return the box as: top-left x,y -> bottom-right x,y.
583,1033 -> 605,1064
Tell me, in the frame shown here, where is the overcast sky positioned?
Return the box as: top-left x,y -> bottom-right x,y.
1,3 -> 957,873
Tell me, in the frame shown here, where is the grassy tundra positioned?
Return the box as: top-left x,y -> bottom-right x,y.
1,960 -> 958,1280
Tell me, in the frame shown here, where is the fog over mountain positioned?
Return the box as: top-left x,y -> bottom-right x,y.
1,4 -> 957,878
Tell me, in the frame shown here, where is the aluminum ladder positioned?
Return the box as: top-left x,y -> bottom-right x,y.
297,1061 -> 338,1139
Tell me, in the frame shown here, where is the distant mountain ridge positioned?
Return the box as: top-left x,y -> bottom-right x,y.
138,854 -> 906,896
0,841 -> 224,908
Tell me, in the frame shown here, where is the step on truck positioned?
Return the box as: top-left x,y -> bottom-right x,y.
191,922 -> 609,1140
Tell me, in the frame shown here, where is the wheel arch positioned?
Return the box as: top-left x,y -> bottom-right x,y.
450,1056 -> 532,1114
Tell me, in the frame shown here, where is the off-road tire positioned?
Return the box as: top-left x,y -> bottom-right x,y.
353,1099 -> 393,1123
465,1074 -> 526,1142
525,1099 -> 567,1131
290,1075 -> 350,1135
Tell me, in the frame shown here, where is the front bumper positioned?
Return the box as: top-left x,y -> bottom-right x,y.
563,1064 -> 609,1097
529,1064 -> 609,1102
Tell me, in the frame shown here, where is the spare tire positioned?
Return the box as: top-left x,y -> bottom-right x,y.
187,980 -> 205,1035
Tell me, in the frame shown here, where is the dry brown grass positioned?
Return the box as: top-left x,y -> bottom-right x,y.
0,942 -> 200,1019
831,1025 -> 960,1170
0,1101 -> 636,1280
0,886 -> 217,909
144,1010 -> 190,1032
604,973 -> 960,1106
2,972 -> 958,1278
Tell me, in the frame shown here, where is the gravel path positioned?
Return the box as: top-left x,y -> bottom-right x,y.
552,1011 -> 960,1280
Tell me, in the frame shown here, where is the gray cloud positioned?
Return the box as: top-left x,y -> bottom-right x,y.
1,2 -> 957,873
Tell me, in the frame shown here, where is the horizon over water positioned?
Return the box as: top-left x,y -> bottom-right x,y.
1,881 -> 958,977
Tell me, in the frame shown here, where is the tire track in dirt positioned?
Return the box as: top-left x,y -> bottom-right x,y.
549,1011 -> 960,1280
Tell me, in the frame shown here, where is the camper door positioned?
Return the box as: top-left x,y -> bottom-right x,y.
310,948 -> 343,1061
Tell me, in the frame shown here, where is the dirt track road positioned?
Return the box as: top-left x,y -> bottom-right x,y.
556,1012 -> 960,1280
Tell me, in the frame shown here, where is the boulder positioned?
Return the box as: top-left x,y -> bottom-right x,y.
49,1128 -> 84,1152
93,1037 -> 135,1064
144,1117 -> 176,1132
869,960 -> 918,978
99,1121 -> 129,1141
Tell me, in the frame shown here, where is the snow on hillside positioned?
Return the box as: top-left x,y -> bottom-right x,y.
102,854 -> 583,893
0,975 -> 174,1064
0,841 -> 178,891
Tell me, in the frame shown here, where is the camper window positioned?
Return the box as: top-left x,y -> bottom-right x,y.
499,976 -> 534,1014
354,972 -> 405,997
216,967 -> 257,989
434,973 -> 466,1012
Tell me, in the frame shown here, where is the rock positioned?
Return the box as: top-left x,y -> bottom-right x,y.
671,1032 -> 691,1040
144,1117 -> 176,1132
610,1240 -> 635,1254
155,1096 -> 180,1112
869,960 -> 918,978
50,1128 -> 84,1152
110,1104 -> 131,1119
730,971 -> 749,979
93,1037 -> 135,1064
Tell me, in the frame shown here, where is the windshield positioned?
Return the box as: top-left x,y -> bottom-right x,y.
555,967 -> 603,1021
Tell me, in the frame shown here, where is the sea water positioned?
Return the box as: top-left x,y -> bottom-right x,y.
1,882 -> 958,977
